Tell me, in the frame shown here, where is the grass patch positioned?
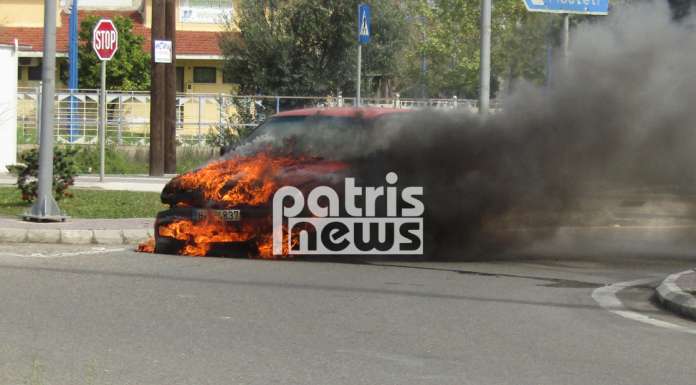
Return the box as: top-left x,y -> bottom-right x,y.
0,186 -> 166,219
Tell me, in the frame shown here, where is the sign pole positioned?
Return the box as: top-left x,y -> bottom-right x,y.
356,44 -> 361,107
91,19 -> 118,182
561,14 -> 570,65
479,0 -> 491,115
356,4 -> 370,108
25,0 -> 65,222
99,60 -> 106,182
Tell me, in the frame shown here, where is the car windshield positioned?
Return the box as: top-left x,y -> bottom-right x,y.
240,114 -> 374,159
246,115 -> 363,142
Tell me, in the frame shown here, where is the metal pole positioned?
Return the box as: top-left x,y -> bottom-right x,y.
561,14 -> 570,66
99,60 -> 106,182
420,27 -> 427,99
68,0 -> 78,143
479,0 -> 491,115
26,0 -> 64,221
356,44 -> 362,107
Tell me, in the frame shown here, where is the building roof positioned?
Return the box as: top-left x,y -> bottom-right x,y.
0,10 -> 223,57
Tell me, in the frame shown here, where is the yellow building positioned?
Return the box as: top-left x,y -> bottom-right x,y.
0,0 -> 237,93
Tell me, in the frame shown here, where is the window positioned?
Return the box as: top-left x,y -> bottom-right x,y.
193,67 -> 217,83
28,65 -> 42,81
17,67 -> 22,81
180,0 -> 233,24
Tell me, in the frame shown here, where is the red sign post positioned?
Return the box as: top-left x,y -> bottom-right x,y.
92,19 -> 118,182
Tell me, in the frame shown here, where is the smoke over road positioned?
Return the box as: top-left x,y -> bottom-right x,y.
229,2 -> 696,258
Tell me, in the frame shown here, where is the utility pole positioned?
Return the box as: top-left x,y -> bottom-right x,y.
479,0 -> 491,116
149,0 -> 165,176
561,14 -> 570,66
25,0 -> 65,221
164,0 -> 177,174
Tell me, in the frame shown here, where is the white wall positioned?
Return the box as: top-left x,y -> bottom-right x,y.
0,45 -> 18,174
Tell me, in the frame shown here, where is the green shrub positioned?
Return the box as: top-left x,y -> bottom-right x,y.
6,147 -> 78,202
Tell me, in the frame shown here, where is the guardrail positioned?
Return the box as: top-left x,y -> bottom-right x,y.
17,88 -> 486,146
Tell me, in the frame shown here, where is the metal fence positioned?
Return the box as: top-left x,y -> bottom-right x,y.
17,87 -> 484,146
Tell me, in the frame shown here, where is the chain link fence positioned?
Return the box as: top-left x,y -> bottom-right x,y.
17,87 -> 487,146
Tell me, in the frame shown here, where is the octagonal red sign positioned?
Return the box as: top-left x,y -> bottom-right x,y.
92,19 -> 118,61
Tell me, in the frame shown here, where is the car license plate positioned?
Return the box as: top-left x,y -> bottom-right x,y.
193,209 -> 241,222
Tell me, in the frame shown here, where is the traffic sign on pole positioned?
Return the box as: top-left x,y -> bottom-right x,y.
358,3 -> 371,44
522,0 -> 608,15
92,19 -> 118,61
356,4 -> 370,107
92,19 -> 117,182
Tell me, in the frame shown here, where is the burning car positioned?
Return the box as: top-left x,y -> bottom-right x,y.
150,107 -> 409,258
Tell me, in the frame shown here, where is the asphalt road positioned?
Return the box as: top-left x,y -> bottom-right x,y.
0,228 -> 695,385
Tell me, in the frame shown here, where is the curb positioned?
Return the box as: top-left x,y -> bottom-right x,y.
656,269 -> 696,321
0,227 -> 153,245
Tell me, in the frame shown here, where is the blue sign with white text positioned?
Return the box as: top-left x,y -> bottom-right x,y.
523,0 -> 608,15
358,4 -> 371,44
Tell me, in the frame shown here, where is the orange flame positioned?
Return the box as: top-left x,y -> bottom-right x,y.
159,215 -> 258,256
138,151 -> 347,258
137,237 -> 155,253
175,152 -> 304,207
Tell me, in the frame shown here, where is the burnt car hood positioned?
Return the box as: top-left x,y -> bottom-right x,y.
161,156 -> 349,209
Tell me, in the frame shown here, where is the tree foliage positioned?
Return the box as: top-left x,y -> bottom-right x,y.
220,0 -> 408,96
222,0 -> 607,100
397,0 -> 562,98
76,15 -> 151,91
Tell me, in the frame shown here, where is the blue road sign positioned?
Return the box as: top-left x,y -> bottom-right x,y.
358,3 -> 371,44
523,0 -> 608,15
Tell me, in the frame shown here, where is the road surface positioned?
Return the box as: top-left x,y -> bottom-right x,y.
0,228 -> 694,385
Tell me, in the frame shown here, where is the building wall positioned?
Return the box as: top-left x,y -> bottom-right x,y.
0,0 -> 63,27
0,45 -> 18,172
17,57 -> 68,89
178,59 -> 235,94
143,0 -> 239,32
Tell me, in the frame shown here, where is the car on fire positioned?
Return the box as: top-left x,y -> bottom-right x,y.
153,107 -> 410,257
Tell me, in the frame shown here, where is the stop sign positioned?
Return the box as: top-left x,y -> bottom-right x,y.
92,19 -> 118,61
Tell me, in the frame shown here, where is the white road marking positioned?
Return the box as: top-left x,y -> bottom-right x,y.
0,247 -> 126,259
592,278 -> 696,335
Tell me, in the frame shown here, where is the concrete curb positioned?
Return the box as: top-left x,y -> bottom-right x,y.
0,227 -> 153,245
656,269 -> 696,321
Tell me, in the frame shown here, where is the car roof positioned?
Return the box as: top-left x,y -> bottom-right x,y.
274,107 -> 408,120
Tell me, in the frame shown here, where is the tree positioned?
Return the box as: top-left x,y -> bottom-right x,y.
75,15 -> 151,91
220,0 -> 408,97
397,0 -> 563,98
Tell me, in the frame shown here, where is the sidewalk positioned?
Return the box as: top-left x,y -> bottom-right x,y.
0,174 -> 173,193
656,269 -> 696,321
0,216 -> 154,245
0,173 -> 166,245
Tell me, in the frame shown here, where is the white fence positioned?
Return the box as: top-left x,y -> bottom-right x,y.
16,88 -> 484,146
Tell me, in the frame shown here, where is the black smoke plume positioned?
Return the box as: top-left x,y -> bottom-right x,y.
230,2 -> 696,258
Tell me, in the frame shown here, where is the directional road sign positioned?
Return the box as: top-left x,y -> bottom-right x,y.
523,0 -> 608,15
